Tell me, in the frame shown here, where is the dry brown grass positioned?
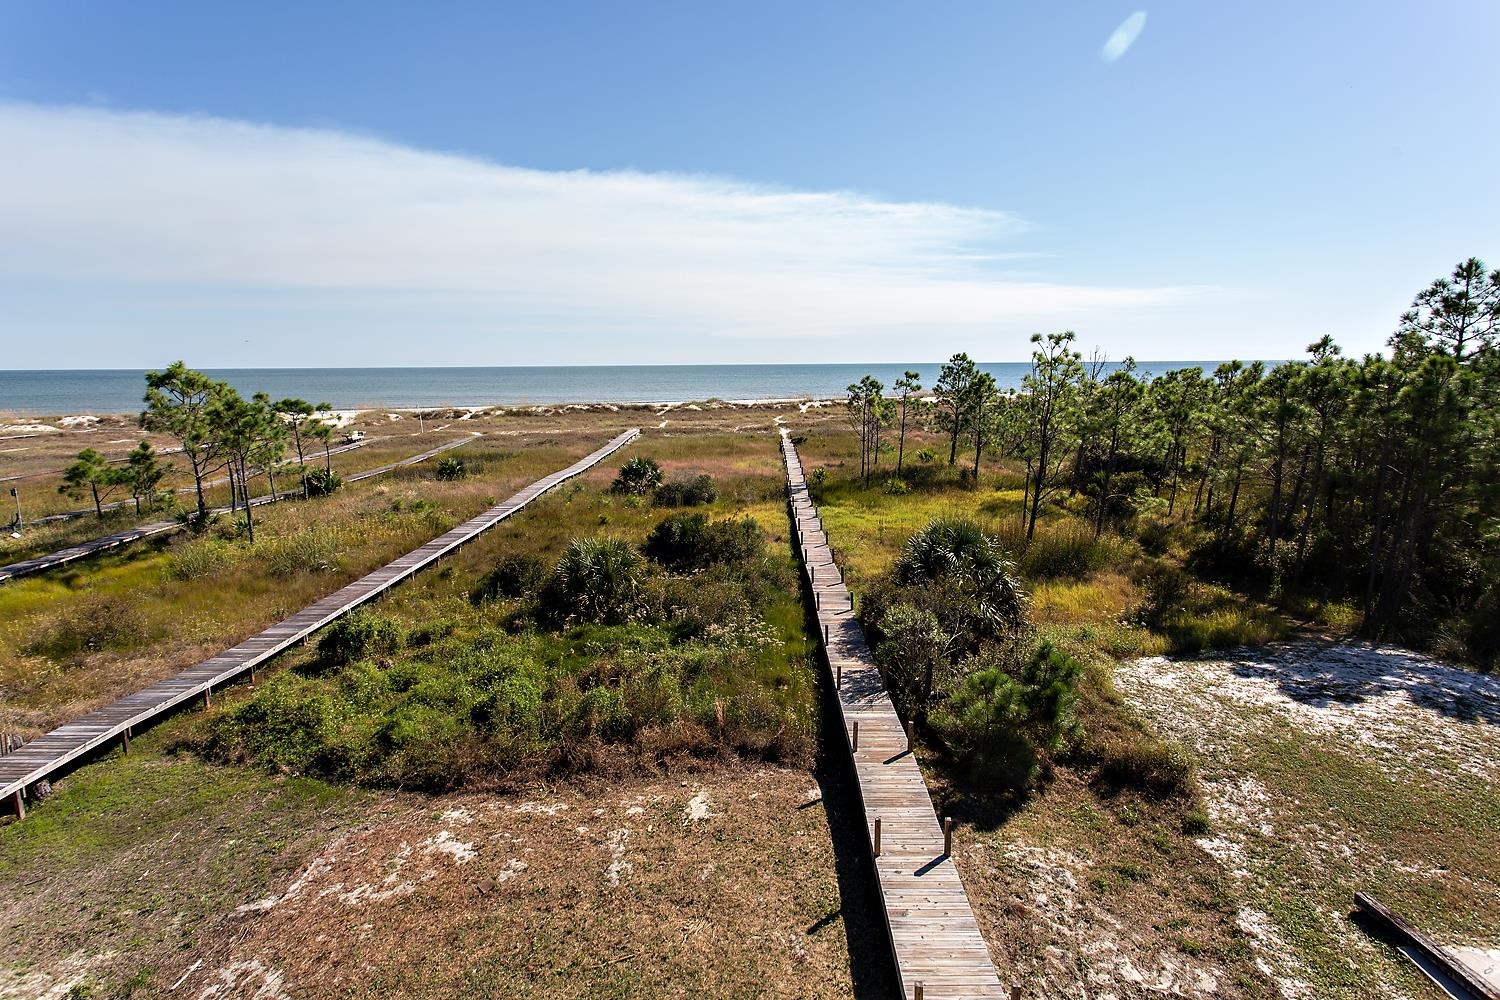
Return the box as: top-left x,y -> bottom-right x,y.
0,732 -> 890,999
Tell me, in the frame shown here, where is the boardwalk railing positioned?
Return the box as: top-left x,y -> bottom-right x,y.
2,429 -> 639,817
0,436 -> 478,585
780,429 -> 1007,999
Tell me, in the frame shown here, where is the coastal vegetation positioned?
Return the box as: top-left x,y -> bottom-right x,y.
833,257 -> 1500,670
199,448 -> 815,789
3,259 -> 1496,995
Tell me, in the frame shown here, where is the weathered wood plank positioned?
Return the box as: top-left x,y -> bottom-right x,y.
779,430 -> 1007,999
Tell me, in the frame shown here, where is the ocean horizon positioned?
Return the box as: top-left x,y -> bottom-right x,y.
0,362 -> 1256,416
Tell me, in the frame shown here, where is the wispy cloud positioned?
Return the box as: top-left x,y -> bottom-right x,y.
0,102 -> 1191,360
1101,11 -> 1148,63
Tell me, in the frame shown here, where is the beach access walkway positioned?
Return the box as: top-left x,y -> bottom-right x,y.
781,429 -> 1008,1000
2,429 -> 639,816
0,436 -> 478,585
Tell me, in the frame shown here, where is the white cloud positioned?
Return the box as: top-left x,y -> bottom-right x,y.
1101,11 -> 1148,63
0,102 -> 1191,355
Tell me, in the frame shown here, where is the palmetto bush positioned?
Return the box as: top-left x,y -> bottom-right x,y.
610,457 -> 663,496
653,473 -> 717,507
543,537 -> 644,625
894,517 -> 1026,636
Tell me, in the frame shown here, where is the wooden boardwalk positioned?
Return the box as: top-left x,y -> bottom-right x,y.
780,430 -> 1007,999
2,429 -> 639,816
0,436 -> 477,585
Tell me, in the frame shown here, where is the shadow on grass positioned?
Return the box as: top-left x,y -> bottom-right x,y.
929,771 -> 1028,836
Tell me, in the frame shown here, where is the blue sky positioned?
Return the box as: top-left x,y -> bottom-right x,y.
1,1 -> 1495,367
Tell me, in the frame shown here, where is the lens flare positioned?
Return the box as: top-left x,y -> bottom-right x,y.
1101,11 -> 1147,62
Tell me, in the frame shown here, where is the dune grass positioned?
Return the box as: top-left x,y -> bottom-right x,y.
191,427 -> 818,789
0,434 -> 613,737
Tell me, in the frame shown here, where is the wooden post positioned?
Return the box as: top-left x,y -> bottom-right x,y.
121,728 -> 130,755
873,817 -> 881,857
10,789 -> 23,819
914,986 -> 924,1000
836,661 -> 842,689
906,719 -> 914,753
822,623 -> 829,645
944,816 -> 954,856
851,720 -> 859,752
816,591 -> 821,610
202,687 -> 211,710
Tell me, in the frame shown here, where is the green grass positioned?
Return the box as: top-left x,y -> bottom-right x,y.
0,728 -> 369,997
185,430 -> 819,790
0,437 -> 591,736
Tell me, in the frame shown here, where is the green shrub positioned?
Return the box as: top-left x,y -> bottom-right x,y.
1187,531 -> 1266,585
654,474 -> 717,507
873,603 -> 950,714
1182,808 -> 1211,835
1135,518 -> 1175,557
542,537 -> 644,625
205,676 -> 346,774
315,610 -> 404,668
610,457 -> 663,495
930,640 -> 1082,791
176,508 -> 221,535
1138,564 -> 1193,624
473,553 -> 547,602
893,517 -> 1027,636
304,468 -> 342,496
435,456 -> 466,481
643,512 -> 764,572
569,685 -> 631,740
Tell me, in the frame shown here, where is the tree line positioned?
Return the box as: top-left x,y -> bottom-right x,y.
60,361 -> 345,541
843,257 -> 1500,665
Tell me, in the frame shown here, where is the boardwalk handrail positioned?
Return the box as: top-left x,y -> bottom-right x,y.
780,429 -> 1006,999
1,429 -> 639,814
0,436 -> 478,585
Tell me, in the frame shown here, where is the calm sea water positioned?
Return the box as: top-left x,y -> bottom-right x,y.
0,363 -> 1238,415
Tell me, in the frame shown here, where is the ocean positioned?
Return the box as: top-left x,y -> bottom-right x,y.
0,363 -> 1242,415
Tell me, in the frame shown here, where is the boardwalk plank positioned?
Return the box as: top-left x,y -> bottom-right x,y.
780,430 -> 1006,999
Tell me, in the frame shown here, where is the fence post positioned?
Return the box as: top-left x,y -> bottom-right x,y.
851,720 -> 859,752
873,817 -> 881,857
944,816 -> 954,857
